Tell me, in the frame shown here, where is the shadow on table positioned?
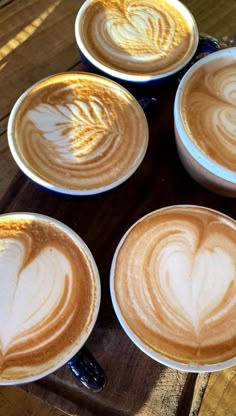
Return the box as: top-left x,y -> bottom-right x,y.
0,0 -> 80,118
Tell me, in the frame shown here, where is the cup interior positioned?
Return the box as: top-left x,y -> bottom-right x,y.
7,72 -> 149,195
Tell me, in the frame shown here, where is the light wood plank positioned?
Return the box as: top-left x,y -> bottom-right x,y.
199,368 -> 236,416
0,386 -> 66,416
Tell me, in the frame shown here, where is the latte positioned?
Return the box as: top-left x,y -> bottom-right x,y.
174,47 -> 236,197
75,0 -> 199,82
0,213 -> 100,384
180,56 -> 236,171
8,72 -> 148,194
110,206 -> 236,371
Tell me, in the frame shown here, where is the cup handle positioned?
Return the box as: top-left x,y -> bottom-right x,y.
138,96 -> 158,117
178,33 -> 221,81
67,346 -> 106,392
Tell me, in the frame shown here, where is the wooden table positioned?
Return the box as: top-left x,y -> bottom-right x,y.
0,1 -> 236,415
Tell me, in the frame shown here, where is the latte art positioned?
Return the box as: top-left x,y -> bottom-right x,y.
9,73 -> 148,194
111,206 -> 236,366
76,0 -> 198,79
181,57 -> 236,171
0,214 -> 99,382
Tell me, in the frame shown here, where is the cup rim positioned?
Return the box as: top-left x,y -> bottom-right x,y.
110,204 -> 236,373
174,47 -> 236,184
75,0 -> 199,82
7,71 -> 149,195
0,212 -> 101,385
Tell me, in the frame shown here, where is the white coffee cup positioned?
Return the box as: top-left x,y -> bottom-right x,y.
110,205 -> 236,372
174,47 -> 236,197
0,212 -> 102,386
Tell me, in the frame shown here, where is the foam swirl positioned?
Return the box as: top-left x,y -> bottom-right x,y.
80,0 -> 197,75
0,217 -> 96,381
181,57 -> 236,171
14,73 -> 148,192
114,207 -> 236,364
27,97 -> 123,161
0,239 -> 68,350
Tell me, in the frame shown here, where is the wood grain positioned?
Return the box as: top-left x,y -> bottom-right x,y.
0,386 -> 66,416
183,0 -> 236,38
0,0 -> 83,118
199,368 -> 236,416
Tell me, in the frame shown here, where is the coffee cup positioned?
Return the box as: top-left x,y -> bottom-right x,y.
110,205 -> 236,372
75,0 -> 199,85
0,212 -> 104,389
174,47 -> 236,197
8,72 -> 148,195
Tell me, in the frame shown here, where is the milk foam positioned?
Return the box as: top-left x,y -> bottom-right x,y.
27,97 -> 123,161
0,239 -> 72,351
79,0 -> 197,77
13,73 -> 148,193
114,207 -> 236,364
181,57 -> 236,171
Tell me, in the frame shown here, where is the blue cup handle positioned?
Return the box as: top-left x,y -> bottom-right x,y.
178,33 -> 222,81
138,96 -> 158,117
67,346 -> 106,392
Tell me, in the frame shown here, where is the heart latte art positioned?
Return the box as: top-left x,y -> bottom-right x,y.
9,73 -> 148,194
0,214 -> 99,383
112,206 -> 236,366
76,0 -> 198,78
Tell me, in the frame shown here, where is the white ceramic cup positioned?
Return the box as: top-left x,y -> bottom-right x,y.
110,205 -> 236,372
174,47 -> 236,197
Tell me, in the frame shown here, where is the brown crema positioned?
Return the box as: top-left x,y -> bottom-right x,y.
0,216 -> 97,382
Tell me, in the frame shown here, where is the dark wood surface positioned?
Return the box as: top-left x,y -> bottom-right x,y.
0,1 -> 236,415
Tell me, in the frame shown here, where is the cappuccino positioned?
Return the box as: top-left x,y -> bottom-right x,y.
0,213 -> 100,384
110,205 -> 236,372
8,72 -> 148,195
75,0 -> 199,82
174,47 -> 236,197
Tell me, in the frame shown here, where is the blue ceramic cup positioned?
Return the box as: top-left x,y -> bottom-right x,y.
75,0 -> 199,86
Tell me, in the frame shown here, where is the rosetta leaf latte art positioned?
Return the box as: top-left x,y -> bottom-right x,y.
14,73 -> 149,192
27,97 -> 122,160
0,238 -> 71,354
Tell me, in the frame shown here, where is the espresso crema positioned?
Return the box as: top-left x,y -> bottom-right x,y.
0,214 -> 99,383
112,206 -> 236,366
10,73 -> 148,193
77,0 -> 198,77
181,56 -> 236,172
